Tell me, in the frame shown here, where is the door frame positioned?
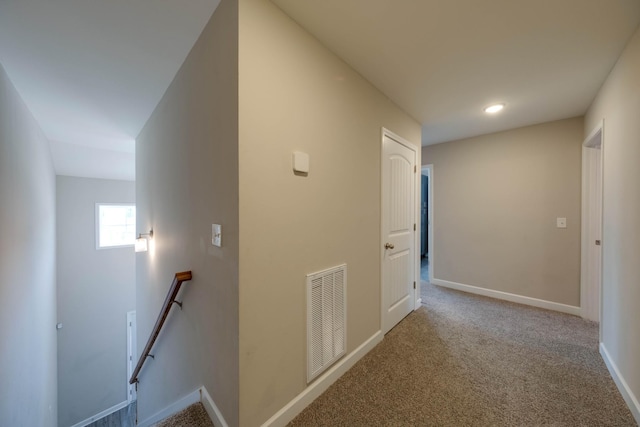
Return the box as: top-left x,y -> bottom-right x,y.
580,120 -> 604,331
421,165 -> 434,286
380,127 -> 421,332
127,311 -> 137,403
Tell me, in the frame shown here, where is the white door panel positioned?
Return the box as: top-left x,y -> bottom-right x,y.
382,133 -> 416,334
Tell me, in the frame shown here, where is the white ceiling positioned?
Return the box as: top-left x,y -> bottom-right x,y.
0,1 -> 638,180
0,0 -> 220,181
272,0 -> 640,145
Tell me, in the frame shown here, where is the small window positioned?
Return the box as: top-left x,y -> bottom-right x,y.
96,204 -> 136,249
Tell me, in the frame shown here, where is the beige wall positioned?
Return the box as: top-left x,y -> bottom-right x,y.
0,64 -> 57,426
238,0 -> 421,425
135,0 -> 239,425
585,25 -> 640,419
422,117 -> 583,306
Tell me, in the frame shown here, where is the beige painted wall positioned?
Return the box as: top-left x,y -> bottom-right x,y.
238,0 -> 421,425
0,64 -> 57,427
585,25 -> 640,418
422,117 -> 583,306
135,0 -> 239,425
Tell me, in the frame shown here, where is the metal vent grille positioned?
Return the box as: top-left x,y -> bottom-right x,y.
307,264 -> 347,383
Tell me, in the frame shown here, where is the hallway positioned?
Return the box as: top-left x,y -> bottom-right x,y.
289,283 -> 634,425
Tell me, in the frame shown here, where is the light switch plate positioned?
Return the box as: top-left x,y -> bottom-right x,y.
212,224 -> 222,247
557,217 -> 567,228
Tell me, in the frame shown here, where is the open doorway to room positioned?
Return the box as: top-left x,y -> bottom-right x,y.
581,122 -> 603,326
420,170 -> 429,280
420,165 -> 433,289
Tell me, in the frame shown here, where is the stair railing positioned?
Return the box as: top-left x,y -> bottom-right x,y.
129,271 -> 192,384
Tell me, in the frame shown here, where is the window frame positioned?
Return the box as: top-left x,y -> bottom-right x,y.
95,203 -> 137,250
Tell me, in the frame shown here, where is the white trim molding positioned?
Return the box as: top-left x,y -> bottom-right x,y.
137,385 -> 227,427
69,400 -> 129,427
200,385 -> 229,427
261,331 -> 383,427
600,343 -> 640,424
432,279 -> 581,316
580,119 -> 604,324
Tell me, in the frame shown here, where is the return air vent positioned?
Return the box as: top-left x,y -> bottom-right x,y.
307,264 -> 347,383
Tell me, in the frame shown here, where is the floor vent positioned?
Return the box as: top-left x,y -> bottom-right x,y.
307,264 -> 347,383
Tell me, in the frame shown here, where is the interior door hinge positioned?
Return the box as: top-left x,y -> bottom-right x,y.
413,281 -> 416,289
414,165 -> 417,173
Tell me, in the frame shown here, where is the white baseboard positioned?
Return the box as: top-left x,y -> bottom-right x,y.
261,330 -> 384,427
200,386 -> 228,427
431,278 -> 581,316
600,343 -> 640,424
69,400 -> 129,427
137,386 -> 227,427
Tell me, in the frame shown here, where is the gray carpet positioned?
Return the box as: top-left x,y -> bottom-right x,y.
289,282 -> 636,426
155,402 -> 213,427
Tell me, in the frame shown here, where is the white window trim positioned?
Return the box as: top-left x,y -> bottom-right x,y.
95,203 -> 136,250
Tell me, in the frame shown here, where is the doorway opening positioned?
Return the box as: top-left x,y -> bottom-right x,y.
580,122 -> 603,327
420,165 -> 433,290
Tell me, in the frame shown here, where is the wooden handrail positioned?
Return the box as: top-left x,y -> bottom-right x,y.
129,271 -> 192,384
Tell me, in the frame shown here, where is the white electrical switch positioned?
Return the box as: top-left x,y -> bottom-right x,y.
293,151 -> 310,173
556,218 -> 567,228
212,224 -> 222,247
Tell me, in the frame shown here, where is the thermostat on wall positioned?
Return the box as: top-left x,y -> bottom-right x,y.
293,151 -> 309,173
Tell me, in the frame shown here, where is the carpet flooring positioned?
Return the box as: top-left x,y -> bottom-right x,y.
155,403 -> 213,427
289,282 -> 636,426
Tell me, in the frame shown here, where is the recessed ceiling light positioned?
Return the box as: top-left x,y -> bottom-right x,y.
484,103 -> 505,114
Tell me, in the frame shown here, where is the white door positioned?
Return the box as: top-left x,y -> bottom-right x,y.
581,125 -> 603,323
382,132 -> 417,334
127,311 -> 137,402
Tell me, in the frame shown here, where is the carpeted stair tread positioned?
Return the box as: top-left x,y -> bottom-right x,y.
155,402 -> 213,427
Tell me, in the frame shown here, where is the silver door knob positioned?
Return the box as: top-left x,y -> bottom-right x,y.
384,243 -> 395,249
